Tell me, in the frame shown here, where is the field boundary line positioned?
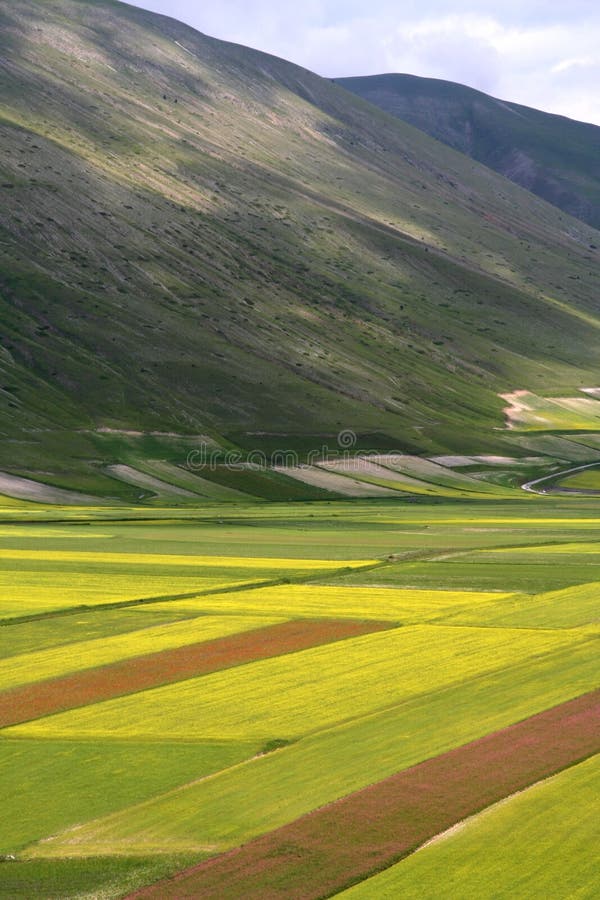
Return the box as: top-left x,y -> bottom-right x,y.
0,556 -> 408,627
414,757 -> 599,855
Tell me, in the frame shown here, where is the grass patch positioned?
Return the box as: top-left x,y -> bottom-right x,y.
0,855 -> 201,899
0,739 -> 257,853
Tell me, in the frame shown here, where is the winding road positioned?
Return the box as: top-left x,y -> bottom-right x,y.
522,462 -> 600,495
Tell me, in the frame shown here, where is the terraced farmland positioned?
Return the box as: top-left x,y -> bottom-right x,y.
1,497 -> 598,898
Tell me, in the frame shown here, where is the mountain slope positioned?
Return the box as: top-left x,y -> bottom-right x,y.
0,0 -> 599,483
335,73 -> 600,229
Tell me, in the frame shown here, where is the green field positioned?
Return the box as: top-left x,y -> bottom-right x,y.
557,468 -> 600,490
1,496 -> 599,897
0,738 -> 258,854
340,753 -> 600,899
26,640 -> 598,859
336,558 -> 600,592
0,856 -> 199,900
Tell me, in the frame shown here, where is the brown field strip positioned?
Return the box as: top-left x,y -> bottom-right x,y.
0,619 -> 390,728
128,689 -> 600,900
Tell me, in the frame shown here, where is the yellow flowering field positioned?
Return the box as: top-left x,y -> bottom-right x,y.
8,624 -> 583,742
147,584 -> 515,621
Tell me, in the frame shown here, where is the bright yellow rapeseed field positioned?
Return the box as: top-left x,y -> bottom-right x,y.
0,572 -> 258,618
0,550 -> 376,569
147,585 -> 515,621
7,625 -> 584,742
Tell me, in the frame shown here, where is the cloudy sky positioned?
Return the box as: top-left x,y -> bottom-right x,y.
127,1 -> 600,125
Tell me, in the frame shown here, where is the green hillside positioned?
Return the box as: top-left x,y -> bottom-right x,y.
0,0 -> 599,489
335,73 -> 600,229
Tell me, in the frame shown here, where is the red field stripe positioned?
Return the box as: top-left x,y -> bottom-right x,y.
127,689 -> 600,900
0,619 -> 390,728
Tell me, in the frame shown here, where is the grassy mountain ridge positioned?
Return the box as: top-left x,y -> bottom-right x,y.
0,0 -> 599,485
335,73 -> 600,229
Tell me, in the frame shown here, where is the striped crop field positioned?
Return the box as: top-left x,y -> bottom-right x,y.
0,549 -> 376,569
0,570 -> 260,619
122,691 -> 600,899
340,753 -> 600,899
0,549 -> 375,620
2,499 -> 599,898
472,541 -> 600,558
0,619 -> 390,729
29,640 -> 599,859
0,607 -> 205,659
0,615 -> 284,691
318,459 -> 471,497
6,625 -> 584,741
279,465 -> 399,497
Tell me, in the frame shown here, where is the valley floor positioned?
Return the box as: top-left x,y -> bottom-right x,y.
0,494 -> 598,898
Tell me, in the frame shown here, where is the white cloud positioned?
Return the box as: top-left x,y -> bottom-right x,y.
552,56 -> 596,74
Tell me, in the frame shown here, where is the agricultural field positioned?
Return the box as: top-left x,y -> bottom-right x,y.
0,537 -> 374,620
114,690 -> 598,899
0,494 -> 599,898
501,390 -> 600,431
556,467 -> 600,491
341,753 -> 600,899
